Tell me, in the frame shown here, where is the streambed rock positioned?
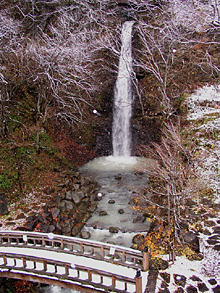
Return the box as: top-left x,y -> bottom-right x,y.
114,174 -> 122,180
99,210 -> 108,216
80,231 -> 91,239
109,227 -> 119,233
133,215 -> 146,223
19,169 -> 101,237
108,199 -> 115,204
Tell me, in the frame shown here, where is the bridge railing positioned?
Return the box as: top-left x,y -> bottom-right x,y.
0,252 -> 142,293
0,231 -> 143,270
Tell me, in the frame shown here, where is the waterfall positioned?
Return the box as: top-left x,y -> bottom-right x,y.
112,21 -> 134,157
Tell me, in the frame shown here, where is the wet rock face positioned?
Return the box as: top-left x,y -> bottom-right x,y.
0,193 -> 8,215
19,170 -> 100,237
93,116 -> 113,157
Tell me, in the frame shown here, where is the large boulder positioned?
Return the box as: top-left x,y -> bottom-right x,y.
150,257 -> 169,270
80,231 -> 91,239
132,234 -> 145,246
51,207 -> 60,219
183,231 -> 200,253
71,223 -> 85,237
78,202 -> 88,214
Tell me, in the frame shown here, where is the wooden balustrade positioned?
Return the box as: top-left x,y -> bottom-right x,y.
0,252 -> 142,293
0,231 -> 143,270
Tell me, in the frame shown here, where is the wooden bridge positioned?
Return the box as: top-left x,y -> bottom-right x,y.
0,231 -> 149,292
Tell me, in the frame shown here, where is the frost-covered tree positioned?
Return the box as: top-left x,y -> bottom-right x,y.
0,11 -> 23,135
137,122 -> 194,245
133,0 -> 220,118
0,1 -> 121,140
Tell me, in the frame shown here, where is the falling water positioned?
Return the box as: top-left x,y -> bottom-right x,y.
112,21 -> 134,157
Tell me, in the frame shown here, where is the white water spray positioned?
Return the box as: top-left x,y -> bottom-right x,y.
112,21 -> 134,157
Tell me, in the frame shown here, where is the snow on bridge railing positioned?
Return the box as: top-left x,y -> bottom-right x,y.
0,231 -> 145,270
0,252 -> 143,293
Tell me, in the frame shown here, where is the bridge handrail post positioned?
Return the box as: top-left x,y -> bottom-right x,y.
122,250 -> 126,263
135,271 -> 142,293
22,257 -> 26,268
77,267 -> 80,278
7,234 -> 10,244
112,275 -> 116,288
143,245 -> 149,271
101,246 -> 104,258
23,234 -> 27,245
42,236 -> 46,247
88,269 -> 92,281
60,239 -> 64,250
80,242 -> 84,254
65,263 -> 69,275
3,254 -> 7,265
43,260 -> 47,272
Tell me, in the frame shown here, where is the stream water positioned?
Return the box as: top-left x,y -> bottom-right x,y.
78,156 -> 154,248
